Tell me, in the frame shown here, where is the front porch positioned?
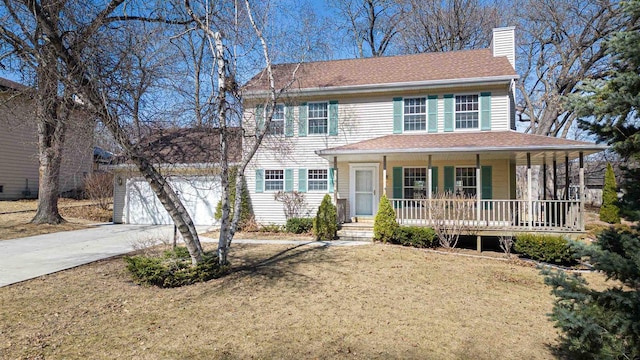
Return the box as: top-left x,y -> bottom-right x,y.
391,198 -> 583,232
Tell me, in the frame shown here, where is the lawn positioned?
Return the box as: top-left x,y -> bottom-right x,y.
0,199 -> 112,240
0,242 -> 611,359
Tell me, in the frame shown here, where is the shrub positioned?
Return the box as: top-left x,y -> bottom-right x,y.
124,247 -> 228,288
286,217 -> 314,234
393,226 -> 437,248
373,195 -> 398,243
514,233 -> 576,265
215,167 -> 255,230
274,191 -> 309,219
313,194 -> 337,240
258,223 -> 284,233
600,163 -> 620,224
84,172 -> 114,210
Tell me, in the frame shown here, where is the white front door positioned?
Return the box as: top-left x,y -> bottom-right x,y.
350,164 -> 379,217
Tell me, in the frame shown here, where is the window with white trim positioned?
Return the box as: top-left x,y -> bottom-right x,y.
266,104 -> 285,135
264,170 -> 284,191
404,97 -> 426,131
404,167 -> 427,199
455,167 -> 476,196
308,102 -> 328,134
308,169 -> 328,191
455,95 -> 479,129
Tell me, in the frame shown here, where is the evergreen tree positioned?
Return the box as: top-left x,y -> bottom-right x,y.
572,0 -> 640,220
373,195 -> 398,243
600,163 -> 621,224
543,227 -> 640,358
215,167 -> 254,230
313,194 -> 337,240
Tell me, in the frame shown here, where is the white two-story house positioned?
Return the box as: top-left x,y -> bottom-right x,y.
242,27 -> 605,235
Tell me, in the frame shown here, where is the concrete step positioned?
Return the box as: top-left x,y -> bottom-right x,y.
337,229 -> 374,242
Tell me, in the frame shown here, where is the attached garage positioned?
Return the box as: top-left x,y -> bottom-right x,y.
124,176 -> 220,226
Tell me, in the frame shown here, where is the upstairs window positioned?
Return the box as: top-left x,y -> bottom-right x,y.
308,169 -> 328,191
266,104 -> 285,135
308,102 -> 328,135
264,170 -> 284,191
404,97 -> 426,131
455,95 -> 479,129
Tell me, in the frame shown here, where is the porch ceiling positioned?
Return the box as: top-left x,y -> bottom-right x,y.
316,131 -> 607,165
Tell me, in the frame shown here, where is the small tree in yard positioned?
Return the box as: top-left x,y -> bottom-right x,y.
542,226 -> 640,358
274,191 -> 308,219
600,163 -> 620,224
373,195 -> 398,243
498,234 -> 514,258
429,193 -> 474,249
313,194 -> 337,240
215,167 -> 254,231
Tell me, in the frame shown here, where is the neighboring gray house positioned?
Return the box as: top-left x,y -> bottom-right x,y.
0,77 -> 94,200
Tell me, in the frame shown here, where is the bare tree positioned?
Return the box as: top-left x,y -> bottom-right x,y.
328,0 -> 404,57
515,0 -> 626,139
398,0 -> 502,53
428,193 -> 476,249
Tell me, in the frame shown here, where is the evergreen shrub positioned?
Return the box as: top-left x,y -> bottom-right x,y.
514,233 -> 576,265
313,194 -> 337,240
600,163 -> 621,224
393,226 -> 437,248
373,195 -> 398,243
215,167 -> 255,230
286,217 -> 314,234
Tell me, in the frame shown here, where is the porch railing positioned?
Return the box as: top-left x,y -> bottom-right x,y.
391,198 -> 583,232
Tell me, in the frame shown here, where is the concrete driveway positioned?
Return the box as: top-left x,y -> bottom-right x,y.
0,224 -> 182,287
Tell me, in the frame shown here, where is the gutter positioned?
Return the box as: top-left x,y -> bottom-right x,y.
244,74 -> 520,99
315,144 -> 608,156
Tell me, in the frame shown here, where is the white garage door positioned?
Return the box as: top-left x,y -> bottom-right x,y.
125,176 -> 220,226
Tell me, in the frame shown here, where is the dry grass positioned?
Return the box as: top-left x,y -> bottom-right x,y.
0,200 -> 112,240
0,243 -> 612,359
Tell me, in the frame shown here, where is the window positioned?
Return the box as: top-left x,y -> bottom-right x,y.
455,95 -> 479,129
404,97 -> 426,131
308,169 -> 328,191
404,168 -> 428,199
266,104 -> 285,135
455,167 -> 477,196
264,170 -> 284,191
308,102 -> 328,134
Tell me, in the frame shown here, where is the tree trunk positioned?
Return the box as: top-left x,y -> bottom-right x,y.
31,25 -> 65,225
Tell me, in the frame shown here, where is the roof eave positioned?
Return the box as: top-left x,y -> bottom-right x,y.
243,74 -> 519,99
315,144 -> 608,157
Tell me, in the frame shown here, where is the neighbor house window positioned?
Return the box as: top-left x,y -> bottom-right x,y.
264,170 -> 284,191
308,102 -> 328,134
455,95 -> 479,129
455,167 -> 476,196
308,169 -> 328,191
404,167 -> 427,199
404,97 -> 426,131
266,104 -> 285,135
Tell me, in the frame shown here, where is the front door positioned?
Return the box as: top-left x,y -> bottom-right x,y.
350,165 -> 379,217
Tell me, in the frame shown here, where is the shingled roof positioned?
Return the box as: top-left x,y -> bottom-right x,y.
132,127 -> 243,165
316,131 -> 606,157
244,49 -> 517,94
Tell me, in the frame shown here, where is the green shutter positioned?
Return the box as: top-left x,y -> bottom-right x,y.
298,168 -> 307,193
256,104 -> 265,132
285,105 -> 294,137
444,166 -> 454,193
481,166 -> 492,199
431,166 -> 438,194
444,94 -> 454,132
482,165 -> 492,209
392,167 -> 403,199
298,103 -> 307,137
255,169 -> 264,193
329,100 -> 338,136
285,168 -> 294,192
393,97 -> 403,134
428,95 -> 438,133
328,167 -> 334,193
480,92 -> 491,131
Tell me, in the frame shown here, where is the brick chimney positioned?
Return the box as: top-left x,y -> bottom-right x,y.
490,27 -> 515,70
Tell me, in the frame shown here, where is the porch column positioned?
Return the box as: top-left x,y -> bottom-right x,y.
427,155 -> 432,199
476,154 -> 482,252
579,152 -> 585,230
527,153 -> 533,229
542,158 -> 547,200
565,155 -> 570,200
333,156 -> 338,204
382,155 -> 387,197
553,158 -> 558,200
